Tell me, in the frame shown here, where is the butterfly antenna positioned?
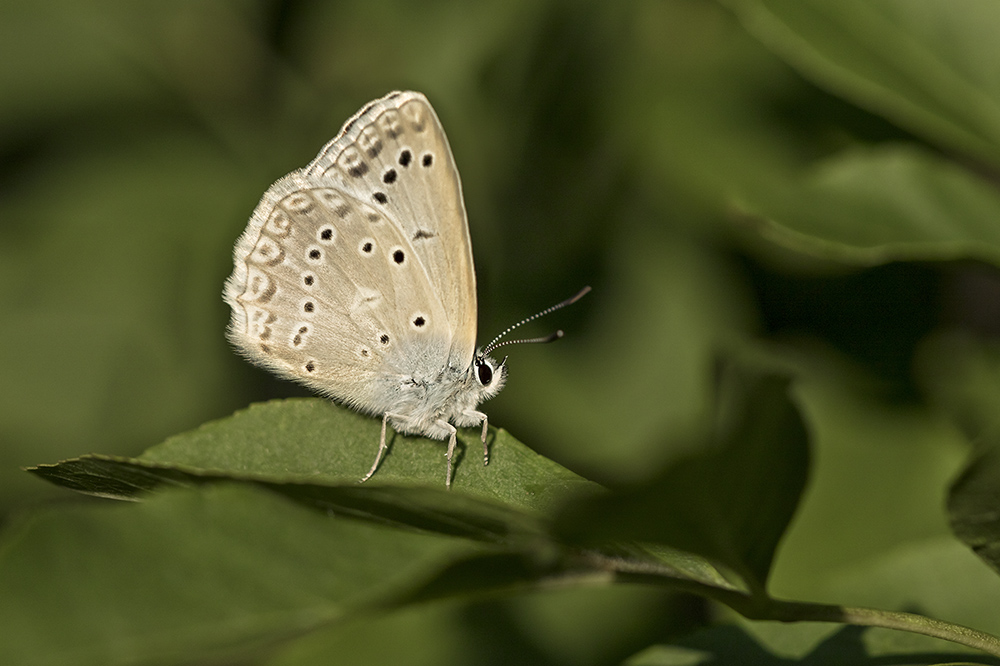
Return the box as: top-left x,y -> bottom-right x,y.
481,286 -> 591,356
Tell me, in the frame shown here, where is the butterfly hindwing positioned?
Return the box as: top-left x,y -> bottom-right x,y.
225,168 -> 451,414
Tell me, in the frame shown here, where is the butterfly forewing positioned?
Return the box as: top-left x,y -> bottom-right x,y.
225,91 -> 475,415
305,92 -> 478,368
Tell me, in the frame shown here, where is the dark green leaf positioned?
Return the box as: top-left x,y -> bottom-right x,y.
28,398 -> 603,542
818,536 -> 1000,637
739,145 -> 1000,267
266,586 -> 702,666
949,443 -> 1000,576
29,398 -> 739,590
722,0 -> 1000,165
556,367 -> 810,593
28,456 -> 546,543
0,484 -> 484,666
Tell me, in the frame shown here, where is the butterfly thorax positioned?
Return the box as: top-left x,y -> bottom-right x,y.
380,354 -> 506,440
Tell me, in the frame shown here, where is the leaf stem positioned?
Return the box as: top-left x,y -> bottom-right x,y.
742,599 -> 1000,659
593,554 -> 1000,658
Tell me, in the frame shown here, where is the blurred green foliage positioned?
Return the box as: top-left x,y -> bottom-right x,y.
5,0 -> 1000,663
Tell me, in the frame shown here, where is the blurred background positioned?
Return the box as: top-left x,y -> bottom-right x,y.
0,0 -> 783,504
5,0 -> 1000,660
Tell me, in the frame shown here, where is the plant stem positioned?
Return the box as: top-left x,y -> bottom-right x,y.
600,556 -> 1000,659
746,599 -> 1000,659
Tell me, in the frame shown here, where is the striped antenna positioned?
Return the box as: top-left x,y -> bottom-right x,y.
481,286 -> 591,356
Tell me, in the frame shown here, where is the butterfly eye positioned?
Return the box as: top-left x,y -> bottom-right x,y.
476,359 -> 493,386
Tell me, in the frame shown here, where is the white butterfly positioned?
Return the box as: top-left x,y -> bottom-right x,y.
224,91 -> 587,487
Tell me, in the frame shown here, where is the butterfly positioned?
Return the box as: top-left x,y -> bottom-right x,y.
224,91 -> 587,487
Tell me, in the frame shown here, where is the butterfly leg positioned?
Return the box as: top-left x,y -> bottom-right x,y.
463,409 -> 490,466
437,419 -> 458,488
360,413 -> 394,483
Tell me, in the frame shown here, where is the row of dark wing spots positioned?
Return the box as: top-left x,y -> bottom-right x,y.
311,238 -> 402,262
367,149 -> 435,205
293,325 -> 309,347
348,147 -> 433,180
307,212 -> 384,263
398,148 -> 432,168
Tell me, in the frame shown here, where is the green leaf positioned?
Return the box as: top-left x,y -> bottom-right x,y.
29,398 -> 742,589
27,456 -> 547,543
267,586 -> 701,666
922,332 -> 1000,582
0,484 -> 484,666
28,398 -> 605,544
722,0 -> 1000,166
738,145 -> 1000,266
765,346 -> 971,601
949,442 -> 1000,577
923,338 -> 1000,583
819,537 -> 1000,637
12,403 -> 749,665
626,620 -> 991,665
30,398 -> 596,516
555,366 -> 810,594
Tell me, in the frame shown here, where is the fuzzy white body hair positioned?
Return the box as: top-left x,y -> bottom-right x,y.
374,358 -> 507,439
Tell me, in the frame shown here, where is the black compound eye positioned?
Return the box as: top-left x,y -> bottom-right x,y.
477,360 -> 493,386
